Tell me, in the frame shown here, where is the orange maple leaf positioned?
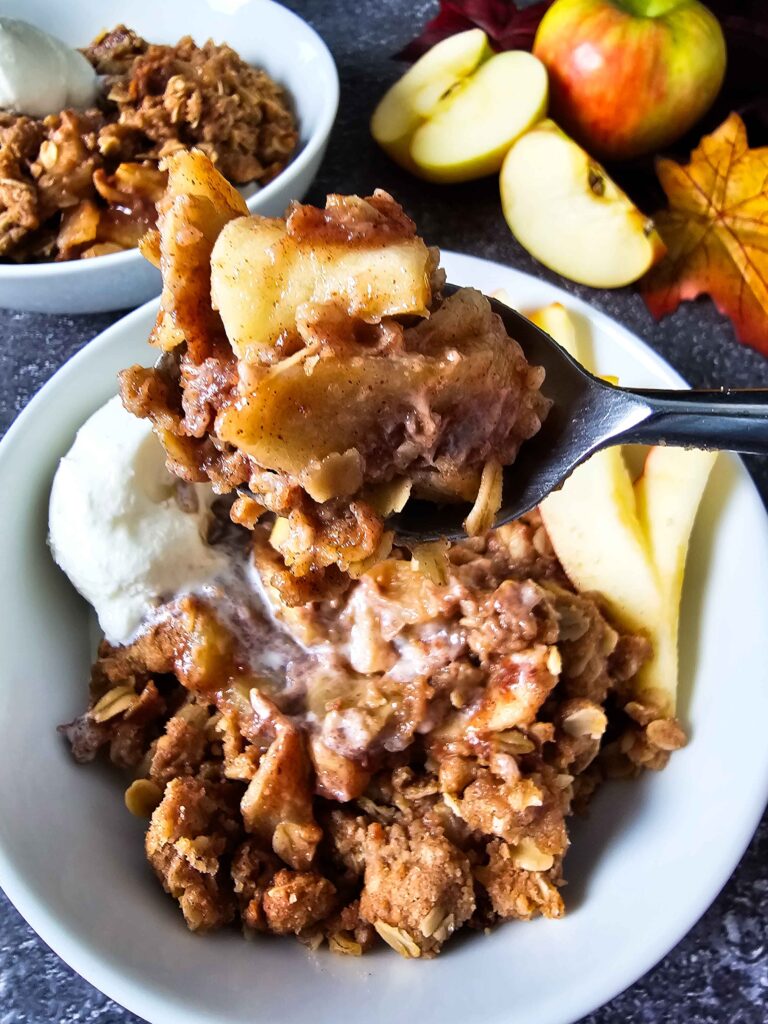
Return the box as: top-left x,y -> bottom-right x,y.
641,113 -> 768,356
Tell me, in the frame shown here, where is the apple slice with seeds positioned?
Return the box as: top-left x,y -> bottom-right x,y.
407,51 -> 549,183
371,29 -> 491,174
500,120 -> 666,288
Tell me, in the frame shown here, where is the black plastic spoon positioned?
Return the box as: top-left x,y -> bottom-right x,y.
388,288 -> 768,544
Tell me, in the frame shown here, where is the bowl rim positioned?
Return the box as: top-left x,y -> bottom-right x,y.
0,0 -> 340,281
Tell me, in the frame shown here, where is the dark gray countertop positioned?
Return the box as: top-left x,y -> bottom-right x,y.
1,2 -> 766,1021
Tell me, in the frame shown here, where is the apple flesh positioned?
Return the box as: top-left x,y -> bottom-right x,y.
528,302 -> 581,361
408,51 -> 550,183
211,215 -> 431,358
371,30 -> 548,183
371,30 -> 491,174
533,0 -> 726,161
528,306 -> 662,646
539,444 -> 664,647
493,292 -> 586,362
535,302 -> 714,714
500,120 -> 666,288
542,442 -> 714,715
635,447 -> 717,587
635,446 -> 717,694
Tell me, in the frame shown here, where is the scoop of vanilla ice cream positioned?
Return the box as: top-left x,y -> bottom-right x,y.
49,396 -> 228,646
0,17 -> 97,117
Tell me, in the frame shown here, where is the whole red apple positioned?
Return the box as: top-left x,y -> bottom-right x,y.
533,0 -> 726,161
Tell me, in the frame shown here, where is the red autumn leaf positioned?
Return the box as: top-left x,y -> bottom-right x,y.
641,113 -> 768,357
394,0 -> 553,62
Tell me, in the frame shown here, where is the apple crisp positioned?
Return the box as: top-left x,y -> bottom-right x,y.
0,26 -> 296,262
120,152 -> 550,600
57,151 -> 688,957
61,508 -> 685,956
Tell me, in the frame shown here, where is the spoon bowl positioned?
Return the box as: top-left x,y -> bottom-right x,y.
389,287 -> 768,543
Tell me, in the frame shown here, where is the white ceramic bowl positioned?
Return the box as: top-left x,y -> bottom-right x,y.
1,255 -> 767,1024
0,0 -> 338,314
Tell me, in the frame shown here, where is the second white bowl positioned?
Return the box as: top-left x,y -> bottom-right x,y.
0,0 -> 339,314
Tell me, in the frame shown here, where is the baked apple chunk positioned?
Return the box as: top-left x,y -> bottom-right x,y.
121,151 -> 549,597
210,198 -> 433,358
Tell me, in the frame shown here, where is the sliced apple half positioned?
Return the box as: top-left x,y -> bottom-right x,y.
371,32 -> 548,183
371,30 -> 491,172
408,51 -> 549,183
500,120 -> 666,288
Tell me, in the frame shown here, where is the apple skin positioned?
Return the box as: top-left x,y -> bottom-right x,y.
533,0 -> 726,161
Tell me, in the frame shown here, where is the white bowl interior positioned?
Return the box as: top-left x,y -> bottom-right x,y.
1,255 -> 767,1024
0,0 -> 339,312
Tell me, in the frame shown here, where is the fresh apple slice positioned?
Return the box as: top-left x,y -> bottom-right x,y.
408,51 -> 549,183
492,291 -> 584,363
544,445 -> 715,715
540,445 -> 675,715
534,302 -> 666,706
531,300 -> 713,714
372,33 -> 548,183
539,448 -> 663,640
500,120 -> 666,287
371,29 -> 491,173
528,302 -> 582,362
636,447 -> 717,590
634,446 -> 716,705
528,299 -> 616,381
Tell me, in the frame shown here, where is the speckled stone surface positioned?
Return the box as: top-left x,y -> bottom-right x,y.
0,2 -> 767,1021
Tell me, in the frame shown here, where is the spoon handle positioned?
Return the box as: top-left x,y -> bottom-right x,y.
618,388 -> 768,455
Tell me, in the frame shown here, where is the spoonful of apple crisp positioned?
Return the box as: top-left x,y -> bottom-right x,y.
389,287 -> 768,543
121,150 -> 768,599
